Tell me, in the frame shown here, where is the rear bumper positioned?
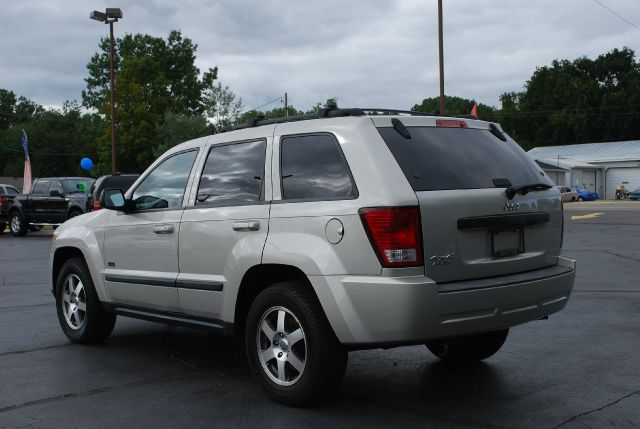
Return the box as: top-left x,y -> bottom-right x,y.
310,257 -> 576,346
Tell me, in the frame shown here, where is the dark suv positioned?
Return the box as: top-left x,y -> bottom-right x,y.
88,174 -> 139,211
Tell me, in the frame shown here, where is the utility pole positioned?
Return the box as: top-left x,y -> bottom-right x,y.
284,92 -> 288,117
438,0 -> 445,115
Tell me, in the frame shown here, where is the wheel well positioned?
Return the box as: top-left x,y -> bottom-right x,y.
234,264 -> 315,336
67,207 -> 84,217
52,247 -> 85,291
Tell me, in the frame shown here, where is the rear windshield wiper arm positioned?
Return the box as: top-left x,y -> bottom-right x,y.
505,183 -> 552,200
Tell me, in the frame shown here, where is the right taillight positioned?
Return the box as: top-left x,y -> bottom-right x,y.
92,199 -> 101,211
359,207 -> 423,268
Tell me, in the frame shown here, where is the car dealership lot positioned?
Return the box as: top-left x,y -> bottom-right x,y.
1,202 -> 639,428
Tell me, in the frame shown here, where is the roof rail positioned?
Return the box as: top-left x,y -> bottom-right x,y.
218,107 -> 477,133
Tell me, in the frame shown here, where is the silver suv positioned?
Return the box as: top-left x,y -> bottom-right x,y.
50,109 -> 576,405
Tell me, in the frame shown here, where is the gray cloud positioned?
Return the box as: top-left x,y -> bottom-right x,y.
0,0 -> 638,112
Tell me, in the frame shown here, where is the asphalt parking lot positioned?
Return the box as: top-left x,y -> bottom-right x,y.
1,201 -> 639,428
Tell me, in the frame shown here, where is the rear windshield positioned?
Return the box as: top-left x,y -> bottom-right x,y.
93,175 -> 139,198
377,126 -> 550,191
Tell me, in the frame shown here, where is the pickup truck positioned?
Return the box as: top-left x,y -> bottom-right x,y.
1,177 -> 94,236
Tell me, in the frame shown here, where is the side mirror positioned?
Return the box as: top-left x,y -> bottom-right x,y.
50,190 -> 63,197
101,189 -> 132,212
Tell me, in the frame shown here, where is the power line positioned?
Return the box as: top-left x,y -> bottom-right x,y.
590,0 -> 640,32
243,96 -> 283,114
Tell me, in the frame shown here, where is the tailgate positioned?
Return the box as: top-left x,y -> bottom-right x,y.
417,188 -> 561,283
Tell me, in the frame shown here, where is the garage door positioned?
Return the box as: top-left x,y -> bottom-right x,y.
605,167 -> 640,199
546,171 -> 566,186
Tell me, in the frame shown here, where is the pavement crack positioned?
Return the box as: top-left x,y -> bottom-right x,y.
0,372 -> 197,415
553,390 -> 640,428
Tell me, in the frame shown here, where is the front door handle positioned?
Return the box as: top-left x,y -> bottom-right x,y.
153,224 -> 174,234
232,221 -> 260,231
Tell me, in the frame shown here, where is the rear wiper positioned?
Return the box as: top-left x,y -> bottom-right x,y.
505,183 -> 552,200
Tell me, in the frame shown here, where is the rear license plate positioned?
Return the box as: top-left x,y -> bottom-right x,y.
491,229 -> 524,258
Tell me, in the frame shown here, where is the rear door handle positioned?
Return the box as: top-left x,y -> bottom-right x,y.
232,221 -> 260,231
153,224 -> 174,234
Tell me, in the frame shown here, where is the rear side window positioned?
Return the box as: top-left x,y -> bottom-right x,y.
196,140 -> 266,205
7,187 -> 19,195
32,181 -> 49,195
280,134 -> 356,200
377,126 -> 550,191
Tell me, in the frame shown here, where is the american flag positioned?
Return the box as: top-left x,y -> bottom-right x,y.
21,129 -> 32,194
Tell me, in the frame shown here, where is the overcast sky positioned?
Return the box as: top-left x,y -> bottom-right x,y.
1,0 -> 639,113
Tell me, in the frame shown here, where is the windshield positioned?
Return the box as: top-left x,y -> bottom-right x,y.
62,179 -> 94,194
377,125 -> 551,191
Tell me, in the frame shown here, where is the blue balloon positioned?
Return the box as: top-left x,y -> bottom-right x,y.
80,157 -> 94,171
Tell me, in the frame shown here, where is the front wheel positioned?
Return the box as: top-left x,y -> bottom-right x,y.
578,196 -> 584,202
55,257 -> 116,344
426,329 -> 509,364
245,282 -> 347,406
9,212 -> 27,236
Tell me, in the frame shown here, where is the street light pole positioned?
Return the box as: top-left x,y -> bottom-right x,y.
437,0 -> 445,115
90,8 -> 123,175
109,20 -> 116,174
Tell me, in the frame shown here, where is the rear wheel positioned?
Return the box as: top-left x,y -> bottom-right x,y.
9,212 -> 27,236
426,329 -> 509,364
55,257 -> 116,343
0,222 -> 6,233
245,282 -> 347,405
578,196 -> 584,202
68,209 -> 83,220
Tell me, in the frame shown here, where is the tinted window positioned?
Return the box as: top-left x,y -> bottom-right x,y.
62,179 -> 93,194
377,126 -> 551,191
133,150 -> 198,210
32,181 -> 49,195
196,140 -> 266,205
49,180 -> 64,195
280,134 -> 356,200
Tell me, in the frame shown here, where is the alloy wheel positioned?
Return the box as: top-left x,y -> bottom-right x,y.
256,306 -> 307,386
61,274 -> 87,330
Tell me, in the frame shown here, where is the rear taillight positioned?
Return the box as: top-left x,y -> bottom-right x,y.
92,199 -> 101,211
359,207 -> 423,268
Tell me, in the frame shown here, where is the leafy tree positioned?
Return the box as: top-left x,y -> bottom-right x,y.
153,111 -> 212,158
83,30 -> 218,173
412,95 -> 495,116
205,83 -> 244,130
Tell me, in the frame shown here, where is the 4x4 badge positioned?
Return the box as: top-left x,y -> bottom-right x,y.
504,201 -> 520,211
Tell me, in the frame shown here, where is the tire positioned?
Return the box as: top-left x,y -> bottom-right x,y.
68,210 -> 83,220
9,211 -> 27,236
55,257 -> 116,344
0,222 -> 6,233
578,196 -> 584,202
426,329 -> 509,364
245,282 -> 348,406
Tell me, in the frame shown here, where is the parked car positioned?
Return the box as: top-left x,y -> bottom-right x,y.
0,184 -> 21,232
629,186 -> 640,201
572,187 -> 599,201
556,186 -> 578,202
88,174 -> 140,211
50,109 -> 576,405
2,177 -> 94,236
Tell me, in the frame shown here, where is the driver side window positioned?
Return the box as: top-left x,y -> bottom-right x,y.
132,150 -> 198,211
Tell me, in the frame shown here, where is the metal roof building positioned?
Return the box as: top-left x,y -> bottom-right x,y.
528,140 -> 640,199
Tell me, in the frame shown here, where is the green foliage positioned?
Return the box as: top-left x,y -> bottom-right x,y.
205,83 -> 244,130
491,47 -> 640,149
83,30 -> 218,173
153,111 -> 212,158
412,95 -> 495,116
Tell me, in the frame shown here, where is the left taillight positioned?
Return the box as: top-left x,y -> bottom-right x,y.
92,199 -> 101,211
359,206 -> 423,268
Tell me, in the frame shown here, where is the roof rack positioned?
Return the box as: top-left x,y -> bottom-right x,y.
219,107 -> 476,133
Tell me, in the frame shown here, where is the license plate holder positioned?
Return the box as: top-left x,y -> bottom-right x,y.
491,228 -> 524,258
